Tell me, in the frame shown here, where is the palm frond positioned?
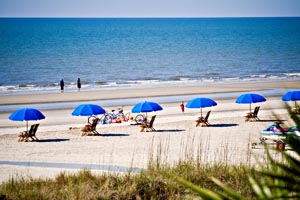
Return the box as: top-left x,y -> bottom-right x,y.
172,175 -> 223,200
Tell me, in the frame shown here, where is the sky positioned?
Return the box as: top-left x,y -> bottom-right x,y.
0,0 -> 300,18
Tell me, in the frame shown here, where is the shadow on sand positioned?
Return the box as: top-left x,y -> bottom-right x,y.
130,123 -> 142,126
155,129 -> 185,133
36,139 -> 70,142
252,143 -> 293,151
258,119 -> 286,123
209,123 -> 239,127
98,133 -> 130,137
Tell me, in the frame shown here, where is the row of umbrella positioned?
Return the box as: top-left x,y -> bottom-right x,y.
186,93 -> 266,117
185,93 -> 267,117
69,90 -> 300,121
8,91 -> 300,131
71,101 -> 164,120
187,91 -> 300,117
8,101 -> 164,131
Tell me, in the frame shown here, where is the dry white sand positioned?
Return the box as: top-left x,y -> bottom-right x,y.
0,80 -> 299,183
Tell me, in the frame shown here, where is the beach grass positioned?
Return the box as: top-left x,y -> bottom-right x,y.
0,163 -> 255,199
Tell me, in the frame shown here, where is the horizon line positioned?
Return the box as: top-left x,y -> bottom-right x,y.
1,15 -> 300,19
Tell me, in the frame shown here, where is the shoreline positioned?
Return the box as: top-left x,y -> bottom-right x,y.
1,76 -> 300,96
0,88 -> 290,113
0,80 -> 299,106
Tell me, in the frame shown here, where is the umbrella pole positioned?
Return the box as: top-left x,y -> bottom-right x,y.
201,108 -> 202,118
26,121 -> 28,132
250,103 -> 252,113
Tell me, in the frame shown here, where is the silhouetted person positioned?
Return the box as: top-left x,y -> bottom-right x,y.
77,78 -> 81,91
60,79 -> 64,93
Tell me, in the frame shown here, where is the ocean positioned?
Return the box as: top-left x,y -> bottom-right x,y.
0,17 -> 300,95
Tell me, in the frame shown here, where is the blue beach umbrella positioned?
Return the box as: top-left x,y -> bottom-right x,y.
236,93 -> 266,112
282,91 -> 300,108
9,108 -> 46,132
186,97 -> 217,117
131,101 -> 163,118
72,104 -> 106,122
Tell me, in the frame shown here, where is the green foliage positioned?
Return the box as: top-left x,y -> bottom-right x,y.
0,162 -> 254,199
250,134 -> 300,199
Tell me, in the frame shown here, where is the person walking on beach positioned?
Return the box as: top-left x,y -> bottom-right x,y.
180,101 -> 185,112
77,78 -> 81,91
60,79 -> 64,93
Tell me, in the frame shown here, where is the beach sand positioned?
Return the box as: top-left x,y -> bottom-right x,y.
0,80 -> 299,183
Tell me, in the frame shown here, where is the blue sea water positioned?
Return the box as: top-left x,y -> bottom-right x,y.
0,17 -> 300,95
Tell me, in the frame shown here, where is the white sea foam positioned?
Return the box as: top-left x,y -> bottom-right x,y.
0,75 -> 299,96
222,77 -> 241,81
284,73 -> 300,77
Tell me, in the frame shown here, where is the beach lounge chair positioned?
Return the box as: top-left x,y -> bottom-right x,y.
140,115 -> 156,132
195,110 -> 211,127
18,124 -> 40,142
245,106 -> 260,122
81,118 -> 100,136
292,107 -> 300,115
18,124 -> 34,142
